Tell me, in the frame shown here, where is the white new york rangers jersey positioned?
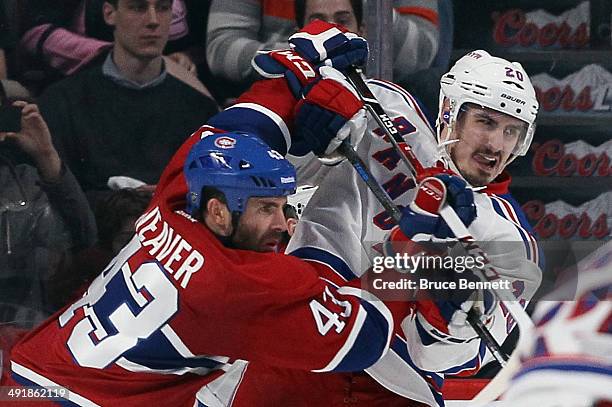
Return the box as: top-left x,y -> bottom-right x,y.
283,78 -> 543,405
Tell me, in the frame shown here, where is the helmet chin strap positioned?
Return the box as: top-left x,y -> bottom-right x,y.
436,127 -> 492,191
436,114 -> 464,180
436,97 -> 462,175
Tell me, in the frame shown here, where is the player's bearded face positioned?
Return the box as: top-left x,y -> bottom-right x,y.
448,104 -> 526,186
231,197 -> 288,253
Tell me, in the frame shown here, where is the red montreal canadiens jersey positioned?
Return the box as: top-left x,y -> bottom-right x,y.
8,128 -> 393,406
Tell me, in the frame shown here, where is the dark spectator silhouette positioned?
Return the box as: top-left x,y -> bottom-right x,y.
0,92 -> 96,328
47,188 -> 152,311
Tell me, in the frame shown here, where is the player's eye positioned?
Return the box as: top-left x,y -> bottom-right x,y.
260,205 -> 275,215
477,117 -> 494,127
127,2 -> 148,11
308,14 -> 326,23
504,127 -> 521,139
156,1 -> 172,11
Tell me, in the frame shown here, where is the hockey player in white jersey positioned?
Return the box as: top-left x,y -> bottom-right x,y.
203,20 -> 543,406
496,241 -> 612,407
286,35 -> 543,406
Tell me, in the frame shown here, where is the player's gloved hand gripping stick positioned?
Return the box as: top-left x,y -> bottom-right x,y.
337,143 -> 508,367
339,68 -> 535,370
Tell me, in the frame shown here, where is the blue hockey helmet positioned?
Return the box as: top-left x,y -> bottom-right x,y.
184,132 -> 297,216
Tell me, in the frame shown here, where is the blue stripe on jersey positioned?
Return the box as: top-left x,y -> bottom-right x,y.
289,246 -> 357,281
489,197 -> 536,266
330,301 -> 391,372
414,316 -> 439,346
497,193 -> 536,234
535,302 -> 563,327
442,340 -> 487,376
515,361 -> 612,379
414,317 -> 487,376
389,335 -> 445,406
207,106 -> 289,155
496,193 -> 546,271
11,373 -> 78,407
122,328 -> 223,371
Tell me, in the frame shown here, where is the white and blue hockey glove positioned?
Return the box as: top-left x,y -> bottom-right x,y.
389,173 -> 492,342
292,66 -> 367,162
288,20 -> 368,72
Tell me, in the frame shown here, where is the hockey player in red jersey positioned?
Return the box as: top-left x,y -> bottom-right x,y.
2,131 -> 400,406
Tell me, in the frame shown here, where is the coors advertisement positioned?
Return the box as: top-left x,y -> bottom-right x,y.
492,1 -> 589,49
531,139 -> 611,177
522,192 -> 610,239
531,64 -> 612,113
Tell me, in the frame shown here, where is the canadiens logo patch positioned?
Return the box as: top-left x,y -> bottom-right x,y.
214,136 -> 236,149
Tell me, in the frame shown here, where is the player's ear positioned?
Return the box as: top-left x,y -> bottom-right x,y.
103,2 -> 117,27
287,218 -> 298,237
204,198 -> 232,236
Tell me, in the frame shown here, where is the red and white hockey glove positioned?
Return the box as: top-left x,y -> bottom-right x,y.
399,173 -> 476,240
288,20 -> 368,72
252,49 -> 318,99
292,66 -> 367,162
392,172 -> 493,342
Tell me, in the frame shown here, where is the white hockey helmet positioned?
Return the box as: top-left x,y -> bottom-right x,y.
438,50 -> 539,157
287,185 -> 318,217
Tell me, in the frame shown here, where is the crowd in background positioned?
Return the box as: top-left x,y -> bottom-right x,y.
0,0 -> 450,330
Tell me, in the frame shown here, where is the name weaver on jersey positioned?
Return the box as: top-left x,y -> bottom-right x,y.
136,206 -> 204,289
3,129 -> 399,407
2,18 -> 548,407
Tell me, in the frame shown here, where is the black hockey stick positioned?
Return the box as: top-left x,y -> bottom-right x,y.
345,69 -> 424,178
337,142 -> 509,366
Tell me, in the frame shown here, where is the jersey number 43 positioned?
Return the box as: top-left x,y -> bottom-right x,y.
58,238 -> 179,369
